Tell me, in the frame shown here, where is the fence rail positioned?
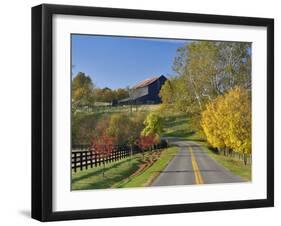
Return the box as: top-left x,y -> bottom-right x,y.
72,141 -> 168,173
72,145 -> 130,172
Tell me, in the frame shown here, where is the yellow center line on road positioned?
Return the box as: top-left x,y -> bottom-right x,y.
189,147 -> 204,184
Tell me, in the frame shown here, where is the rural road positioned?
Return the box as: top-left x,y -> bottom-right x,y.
151,138 -> 244,186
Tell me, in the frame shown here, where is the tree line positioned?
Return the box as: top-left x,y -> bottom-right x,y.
160,40 -> 251,164
72,72 -> 129,106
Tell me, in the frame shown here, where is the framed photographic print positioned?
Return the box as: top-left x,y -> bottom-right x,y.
31,4 -> 274,221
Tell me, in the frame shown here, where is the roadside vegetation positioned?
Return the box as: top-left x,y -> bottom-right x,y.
200,143 -> 251,180
114,147 -> 178,188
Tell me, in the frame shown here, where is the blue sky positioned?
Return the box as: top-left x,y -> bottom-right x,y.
71,34 -> 188,89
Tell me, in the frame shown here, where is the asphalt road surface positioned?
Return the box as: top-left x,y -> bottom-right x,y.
151,138 -> 244,186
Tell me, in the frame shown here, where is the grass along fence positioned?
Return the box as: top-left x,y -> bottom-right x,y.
72,142 -> 167,173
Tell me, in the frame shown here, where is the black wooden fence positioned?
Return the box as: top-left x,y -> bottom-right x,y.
72,140 -> 168,173
72,145 -> 130,172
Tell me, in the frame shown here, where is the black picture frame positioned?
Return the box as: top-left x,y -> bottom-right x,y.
32,3 -> 274,222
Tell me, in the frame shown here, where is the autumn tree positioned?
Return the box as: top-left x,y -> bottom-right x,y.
127,113 -> 146,162
115,88 -> 129,100
90,134 -> 116,177
72,72 -> 95,107
137,134 -> 157,160
72,112 -> 100,145
201,86 -> 251,164
200,95 -> 228,152
94,87 -> 129,103
106,114 -> 130,145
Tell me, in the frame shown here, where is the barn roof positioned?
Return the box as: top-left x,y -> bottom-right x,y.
132,76 -> 159,89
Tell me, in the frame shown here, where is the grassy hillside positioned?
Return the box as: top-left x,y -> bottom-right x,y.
161,112 -> 204,141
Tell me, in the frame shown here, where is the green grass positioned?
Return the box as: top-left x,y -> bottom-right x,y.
72,154 -> 144,190
199,142 -> 251,181
114,147 -> 179,188
161,112 -> 204,141
71,147 -> 178,190
162,113 -> 192,137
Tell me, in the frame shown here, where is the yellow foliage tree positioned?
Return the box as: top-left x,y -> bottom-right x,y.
201,87 -> 251,164
201,95 -> 226,150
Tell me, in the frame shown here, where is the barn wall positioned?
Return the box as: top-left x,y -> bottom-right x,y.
139,76 -> 167,104
118,76 -> 167,105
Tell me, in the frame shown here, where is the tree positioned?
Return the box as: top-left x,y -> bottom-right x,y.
106,113 -> 145,163
200,95 -> 227,151
141,113 -> 163,142
72,112 -> 99,145
159,41 -> 251,137
115,88 -> 129,100
201,86 -> 251,164
162,41 -> 251,116
172,41 -> 218,112
72,72 -> 94,106
127,113 -> 146,162
215,42 -> 251,92
90,134 -> 116,177
137,134 -> 157,160
101,87 -> 115,102
159,80 -> 174,108
221,86 -> 251,164
106,114 -> 130,145
94,87 -> 129,103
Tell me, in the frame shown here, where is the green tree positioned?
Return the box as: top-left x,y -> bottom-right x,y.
159,80 -> 174,108
142,113 -> 163,142
164,41 -> 251,115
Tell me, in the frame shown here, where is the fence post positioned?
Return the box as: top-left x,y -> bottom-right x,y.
90,151 -> 93,168
79,152 -> 83,171
94,152 -> 97,167
73,152 -> 77,173
85,152 -> 88,170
